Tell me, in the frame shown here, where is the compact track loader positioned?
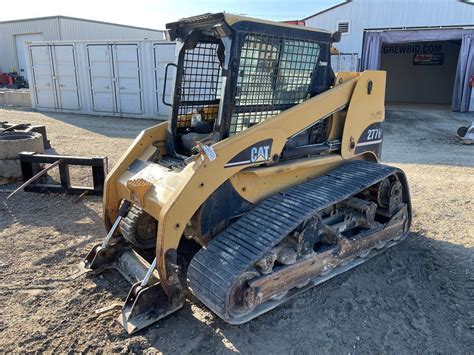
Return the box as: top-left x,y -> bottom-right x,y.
80,13 -> 412,333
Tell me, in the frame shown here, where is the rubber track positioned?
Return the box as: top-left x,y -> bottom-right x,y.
187,160 -> 400,322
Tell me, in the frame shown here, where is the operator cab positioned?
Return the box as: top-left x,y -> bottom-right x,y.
164,13 -> 336,158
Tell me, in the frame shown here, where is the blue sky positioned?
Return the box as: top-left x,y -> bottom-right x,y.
1,0 -> 343,29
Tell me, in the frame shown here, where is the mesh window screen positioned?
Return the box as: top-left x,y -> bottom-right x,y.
177,42 -> 222,128
230,34 -> 321,135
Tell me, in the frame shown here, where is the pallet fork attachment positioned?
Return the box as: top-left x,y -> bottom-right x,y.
79,201 -> 183,334
19,152 -> 107,196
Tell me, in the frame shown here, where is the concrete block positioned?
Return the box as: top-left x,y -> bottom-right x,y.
0,89 -> 32,107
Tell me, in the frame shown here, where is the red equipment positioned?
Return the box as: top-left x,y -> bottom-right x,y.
0,72 -> 14,86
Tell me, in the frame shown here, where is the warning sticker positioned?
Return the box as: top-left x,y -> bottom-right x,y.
200,144 -> 217,161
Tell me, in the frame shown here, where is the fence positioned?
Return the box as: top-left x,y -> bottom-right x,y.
331,53 -> 359,72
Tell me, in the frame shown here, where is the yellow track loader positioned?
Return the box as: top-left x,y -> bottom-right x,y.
80,13 -> 412,334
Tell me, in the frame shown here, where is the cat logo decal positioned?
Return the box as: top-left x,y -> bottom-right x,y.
225,139 -> 273,168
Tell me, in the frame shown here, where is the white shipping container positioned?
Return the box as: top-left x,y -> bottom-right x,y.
26,40 -> 177,119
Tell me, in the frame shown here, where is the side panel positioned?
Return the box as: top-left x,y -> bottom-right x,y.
52,45 -> 80,110
87,44 -> 115,113
341,71 -> 386,159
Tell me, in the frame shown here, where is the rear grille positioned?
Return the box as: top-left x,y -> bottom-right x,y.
158,155 -> 185,171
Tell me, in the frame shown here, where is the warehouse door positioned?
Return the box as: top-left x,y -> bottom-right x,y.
362,28 -> 474,111
113,44 -> 142,114
16,33 -> 43,82
87,45 -> 115,113
30,45 -> 56,108
52,45 -> 80,110
154,43 -> 176,114
380,41 -> 461,105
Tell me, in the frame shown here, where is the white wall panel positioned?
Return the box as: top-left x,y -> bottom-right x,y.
59,18 -> 164,41
0,18 -> 59,72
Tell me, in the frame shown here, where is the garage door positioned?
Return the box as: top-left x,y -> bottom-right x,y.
52,45 -> 80,110
16,33 -> 43,82
87,45 -> 115,113
380,41 -> 462,105
30,45 -> 56,108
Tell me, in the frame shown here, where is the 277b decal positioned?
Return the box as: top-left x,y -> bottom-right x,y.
367,128 -> 382,141
355,123 -> 383,154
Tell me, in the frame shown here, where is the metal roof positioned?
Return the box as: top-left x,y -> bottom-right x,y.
302,1 -> 352,21
302,0 -> 474,21
0,15 -> 163,32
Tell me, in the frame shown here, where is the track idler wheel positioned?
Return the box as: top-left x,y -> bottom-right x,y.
226,270 -> 260,317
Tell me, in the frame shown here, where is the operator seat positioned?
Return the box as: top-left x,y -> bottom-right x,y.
181,121 -> 219,152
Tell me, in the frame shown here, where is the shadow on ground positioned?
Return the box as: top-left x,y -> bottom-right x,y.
0,192 -> 102,232
82,233 -> 473,354
2,107 -> 163,139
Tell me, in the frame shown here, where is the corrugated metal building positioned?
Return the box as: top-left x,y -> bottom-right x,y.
0,16 -> 165,82
304,0 -> 474,57
304,0 -> 474,111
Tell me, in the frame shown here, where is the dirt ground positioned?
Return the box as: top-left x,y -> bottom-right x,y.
0,107 -> 473,353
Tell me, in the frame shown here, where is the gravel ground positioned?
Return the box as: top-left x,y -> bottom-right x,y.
0,107 -> 473,353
